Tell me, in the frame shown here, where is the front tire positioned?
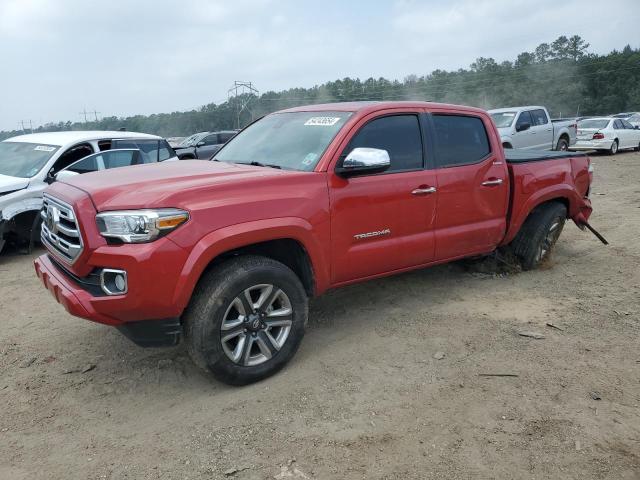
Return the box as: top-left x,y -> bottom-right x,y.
184,255 -> 308,385
510,202 -> 567,271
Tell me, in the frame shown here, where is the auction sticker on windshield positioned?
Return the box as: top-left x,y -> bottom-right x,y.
304,117 -> 341,126
34,145 -> 56,152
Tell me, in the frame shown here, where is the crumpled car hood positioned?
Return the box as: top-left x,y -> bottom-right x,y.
0,174 -> 29,195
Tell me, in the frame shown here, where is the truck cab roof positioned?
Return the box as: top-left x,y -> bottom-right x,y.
280,101 -> 487,115
4,131 -> 162,149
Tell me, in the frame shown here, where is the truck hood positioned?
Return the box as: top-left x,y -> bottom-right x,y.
0,174 -> 29,195
60,160 -> 295,211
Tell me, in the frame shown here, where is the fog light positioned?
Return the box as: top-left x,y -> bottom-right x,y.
100,269 -> 128,295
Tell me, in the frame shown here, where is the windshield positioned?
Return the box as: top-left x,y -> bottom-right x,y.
490,112 -> 517,128
0,141 -> 60,178
578,119 -> 610,129
214,112 -> 352,171
178,132 -> 208,147
612,113 -> 631,118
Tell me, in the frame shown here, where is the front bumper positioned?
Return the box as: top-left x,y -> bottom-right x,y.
34,253 -> 183,346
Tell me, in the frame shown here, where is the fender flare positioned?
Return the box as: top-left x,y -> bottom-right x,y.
503,184 -> 580,245
171,217 -> 330,311
501,136 -> 513,148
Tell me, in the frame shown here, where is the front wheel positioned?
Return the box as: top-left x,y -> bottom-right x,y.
184,255 -> 308,385
510,202 -> 567,271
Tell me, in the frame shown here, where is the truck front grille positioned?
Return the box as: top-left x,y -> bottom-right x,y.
41,194 -> 83,264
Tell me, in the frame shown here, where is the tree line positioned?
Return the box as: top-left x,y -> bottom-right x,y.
2,35 -> 639,142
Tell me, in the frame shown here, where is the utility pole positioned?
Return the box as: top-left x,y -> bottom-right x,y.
91,109 -> 101,122
79,108 -> 90,123
227,81 -> 259,129
20,120 -> 33,134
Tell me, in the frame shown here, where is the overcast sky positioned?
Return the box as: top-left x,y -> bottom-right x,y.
1,0 -> 638,131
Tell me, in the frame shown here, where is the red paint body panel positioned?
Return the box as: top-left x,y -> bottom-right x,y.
33,101 -> 593,329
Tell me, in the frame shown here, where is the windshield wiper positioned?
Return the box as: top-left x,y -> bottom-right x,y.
238,161 -> 281,169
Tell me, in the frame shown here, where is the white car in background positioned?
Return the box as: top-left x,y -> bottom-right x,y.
571,117 -> 640,155
0,131 -> 177,253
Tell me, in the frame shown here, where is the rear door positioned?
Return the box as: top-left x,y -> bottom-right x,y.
612,120 -> 629,148
530,109 -> 553,149
329,112 -> 437,284
620,119 -> 639,148
429,112 -> 509,261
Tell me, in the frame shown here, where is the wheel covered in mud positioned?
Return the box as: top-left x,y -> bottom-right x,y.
184,255 -> 308,385
510,202 -> 567,271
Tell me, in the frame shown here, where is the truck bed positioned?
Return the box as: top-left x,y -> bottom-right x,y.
505,149 -> 587,163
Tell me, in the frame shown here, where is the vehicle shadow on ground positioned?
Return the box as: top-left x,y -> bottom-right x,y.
54,254 -> 520,392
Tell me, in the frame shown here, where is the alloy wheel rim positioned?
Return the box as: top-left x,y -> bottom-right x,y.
220,284 -> 293,366
536,220 -> 561,262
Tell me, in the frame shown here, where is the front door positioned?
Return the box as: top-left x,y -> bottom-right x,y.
512,111 -> 536,149
429,113 -> 509,261
329,113 -> 437,284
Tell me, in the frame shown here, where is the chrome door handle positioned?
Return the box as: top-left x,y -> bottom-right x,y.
411,186 -> 437,195
481,179 -> 503,186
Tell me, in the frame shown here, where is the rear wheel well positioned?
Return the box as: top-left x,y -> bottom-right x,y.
203,239 -> 315,297
529,198 -> 569,219
502,142 -> 513,149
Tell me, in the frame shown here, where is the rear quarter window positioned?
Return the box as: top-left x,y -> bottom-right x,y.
432,115 -> 491,168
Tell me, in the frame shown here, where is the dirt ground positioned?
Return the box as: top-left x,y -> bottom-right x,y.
1,151 -> 639,480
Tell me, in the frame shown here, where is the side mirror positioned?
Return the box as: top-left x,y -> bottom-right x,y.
55,170 -> 80,182
45,168 -> 56,184
335,148 -> 391,177
516,122 -> 531,132
196,141 -> 205,147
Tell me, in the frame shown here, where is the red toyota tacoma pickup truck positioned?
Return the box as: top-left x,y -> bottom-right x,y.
34,101 -> 594,385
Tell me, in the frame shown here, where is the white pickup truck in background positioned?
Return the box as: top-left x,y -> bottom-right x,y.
488,106 -> 577,151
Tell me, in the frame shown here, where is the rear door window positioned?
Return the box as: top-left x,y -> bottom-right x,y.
345,115 -> 423,173
432,115 -> 491,168
530,109 -> 549,126
112,139 -> 171,162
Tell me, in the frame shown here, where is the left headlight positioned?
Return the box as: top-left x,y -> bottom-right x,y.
96,209 -> 189,243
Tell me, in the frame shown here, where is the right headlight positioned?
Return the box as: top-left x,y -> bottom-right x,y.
96,209 -> 189,243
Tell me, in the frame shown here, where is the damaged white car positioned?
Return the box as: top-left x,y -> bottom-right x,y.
0,131 -> 177,254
